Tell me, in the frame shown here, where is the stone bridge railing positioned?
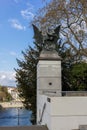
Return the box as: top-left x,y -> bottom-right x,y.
42,90 -> 87,96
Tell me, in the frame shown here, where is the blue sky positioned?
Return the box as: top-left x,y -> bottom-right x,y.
0,0 -> 45,87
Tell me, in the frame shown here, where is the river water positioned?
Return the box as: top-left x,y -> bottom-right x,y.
0,108 -> 32,126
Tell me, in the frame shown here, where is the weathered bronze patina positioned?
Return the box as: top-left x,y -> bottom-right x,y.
32,24 -> 60,51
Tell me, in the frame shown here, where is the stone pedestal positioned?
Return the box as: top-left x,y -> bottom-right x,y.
37,50 -> 62,95
37,49 -> 62,124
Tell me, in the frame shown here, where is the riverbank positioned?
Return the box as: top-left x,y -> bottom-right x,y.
0,101 -> 23,108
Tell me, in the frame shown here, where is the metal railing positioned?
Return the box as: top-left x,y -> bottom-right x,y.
62,91 -> 87,96
38,103 -> 46,124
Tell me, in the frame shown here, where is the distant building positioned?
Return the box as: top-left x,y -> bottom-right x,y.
7,86 -> 19,101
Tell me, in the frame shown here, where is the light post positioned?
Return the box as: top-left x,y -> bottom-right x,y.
18,108 -> 20,125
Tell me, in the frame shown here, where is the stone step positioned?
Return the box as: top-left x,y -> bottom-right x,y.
72,129 -> 79,130
79,125 -> 87,130
0,125 -> 48,130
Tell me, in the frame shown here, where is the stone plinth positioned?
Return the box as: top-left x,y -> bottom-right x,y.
37,50 -> 62,95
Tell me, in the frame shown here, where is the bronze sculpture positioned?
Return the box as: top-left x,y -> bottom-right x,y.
32,24 -> 60,51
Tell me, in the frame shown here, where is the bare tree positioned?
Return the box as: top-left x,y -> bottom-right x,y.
33,0 -> 87,57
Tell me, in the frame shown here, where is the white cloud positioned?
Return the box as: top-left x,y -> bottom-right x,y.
9,19 -> 26,30
21,3 -> 34,20
26,2 -> 34,10
21,9 -> 34,20
0,71 -> 16,87
2,60 -> 7,63
1,75 -> 6,79
14,0 -> 20,3
10,51 -> 17,56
